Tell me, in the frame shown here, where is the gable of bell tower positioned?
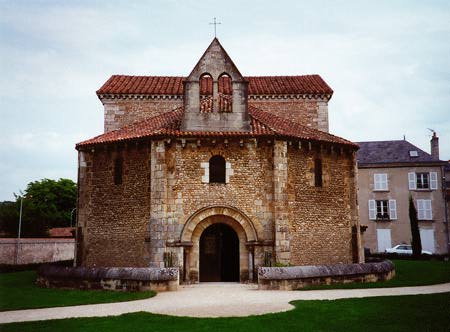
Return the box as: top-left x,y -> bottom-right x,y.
181,38 -> 250,132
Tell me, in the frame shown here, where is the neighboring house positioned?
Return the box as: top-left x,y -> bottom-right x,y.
357,133 -> 449,254
75,38 -> 362,283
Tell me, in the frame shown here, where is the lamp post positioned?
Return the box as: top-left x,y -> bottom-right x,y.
15,195 -> 33,264
70,208 -> 76,227
15,197 -> 24,265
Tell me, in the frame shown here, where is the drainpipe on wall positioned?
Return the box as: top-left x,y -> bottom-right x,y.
442,165 -> 450,254
15,197 -> 24,265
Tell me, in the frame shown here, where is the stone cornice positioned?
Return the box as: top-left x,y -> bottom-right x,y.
97,93 -> 331,102
358,161 -> 446,169
248,94 -> 332,101
98,94 -> 183,101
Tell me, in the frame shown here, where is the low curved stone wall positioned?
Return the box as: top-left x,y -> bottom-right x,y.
37,266 -> 179,292
258,260 -> 395,290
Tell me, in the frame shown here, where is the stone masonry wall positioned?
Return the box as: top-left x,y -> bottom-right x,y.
249,97 -> 329,132
102,98 -> 183,132
258,260 -> 394,290
78,138 -> 358,270
79,145 -> 152,267
76,150 -> 92,266
273,140 -> 290,264
0,238 -> 74,265
287,145 -> 357,265
148,138 -> 275,270
101,96 -> 328,133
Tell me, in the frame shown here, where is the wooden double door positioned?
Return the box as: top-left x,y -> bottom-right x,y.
199,223 -> 239,282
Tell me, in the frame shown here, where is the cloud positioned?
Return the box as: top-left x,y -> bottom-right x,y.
0,130 -> 80,200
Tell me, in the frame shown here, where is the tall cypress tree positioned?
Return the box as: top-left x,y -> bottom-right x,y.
409,196 -> 422,257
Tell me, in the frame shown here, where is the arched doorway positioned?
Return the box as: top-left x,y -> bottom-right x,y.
180,205 -> 262,283
199,223 -> 239,282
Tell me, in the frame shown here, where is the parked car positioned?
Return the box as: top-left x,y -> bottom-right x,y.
385,244 -> 432,255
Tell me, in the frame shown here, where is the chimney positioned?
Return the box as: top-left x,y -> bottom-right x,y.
430,132 -> 439,159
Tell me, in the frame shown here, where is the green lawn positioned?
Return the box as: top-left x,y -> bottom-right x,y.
300,259 -> 450,290
1,293 -> 449,332
0,271 -> 155,311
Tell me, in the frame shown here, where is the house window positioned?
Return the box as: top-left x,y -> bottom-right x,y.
368,199 -> 397,221
376,200 -> 389,220
417,199 -> 432,220
314,158 -> 322,187
114,157 -> 123,185
374,173 -> 388,191
408,172 -> 438,190
209,155 -> 226,183
416,173 -> 429,189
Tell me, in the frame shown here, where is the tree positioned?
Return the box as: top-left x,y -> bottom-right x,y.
0,201 -> 19,236
409,195 -> 422,258
0,178 -> 77,237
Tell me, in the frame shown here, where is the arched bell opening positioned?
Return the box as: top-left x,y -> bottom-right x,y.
218,73 -> 232,112
199,73 -> 213,113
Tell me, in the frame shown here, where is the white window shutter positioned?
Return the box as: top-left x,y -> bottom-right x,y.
417,200 -> 424,220
408,172 -> 417,190
368,200 -> 376,220
430,172 -> 438,190
373,174 -> 380,190
389,199 -> 397,220
426,200 -> 433,220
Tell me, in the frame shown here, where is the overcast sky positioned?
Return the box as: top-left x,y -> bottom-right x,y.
1,0 -> 449,201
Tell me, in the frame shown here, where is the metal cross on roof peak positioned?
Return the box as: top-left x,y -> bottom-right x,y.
209,17 -> 221,37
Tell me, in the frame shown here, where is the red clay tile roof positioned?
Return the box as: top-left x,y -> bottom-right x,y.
97,75 -> 333,96
76,106 -> 356,148
48,227 -> 75,238
246,76 -> 333,95
249,107 -> 356,146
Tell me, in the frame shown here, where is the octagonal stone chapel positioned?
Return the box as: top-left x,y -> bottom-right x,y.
76,38 -> 362,283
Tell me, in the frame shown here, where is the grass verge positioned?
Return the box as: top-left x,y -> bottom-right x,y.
1,293 -> 449,332
0,271 -> 155,311
300,259 -> 450,290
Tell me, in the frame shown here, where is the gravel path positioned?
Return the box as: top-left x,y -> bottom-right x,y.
1,282 -> 449,324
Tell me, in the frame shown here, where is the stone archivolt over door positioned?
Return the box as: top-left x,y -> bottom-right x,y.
180,205 -> 259,243
180,205 -> 260,283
